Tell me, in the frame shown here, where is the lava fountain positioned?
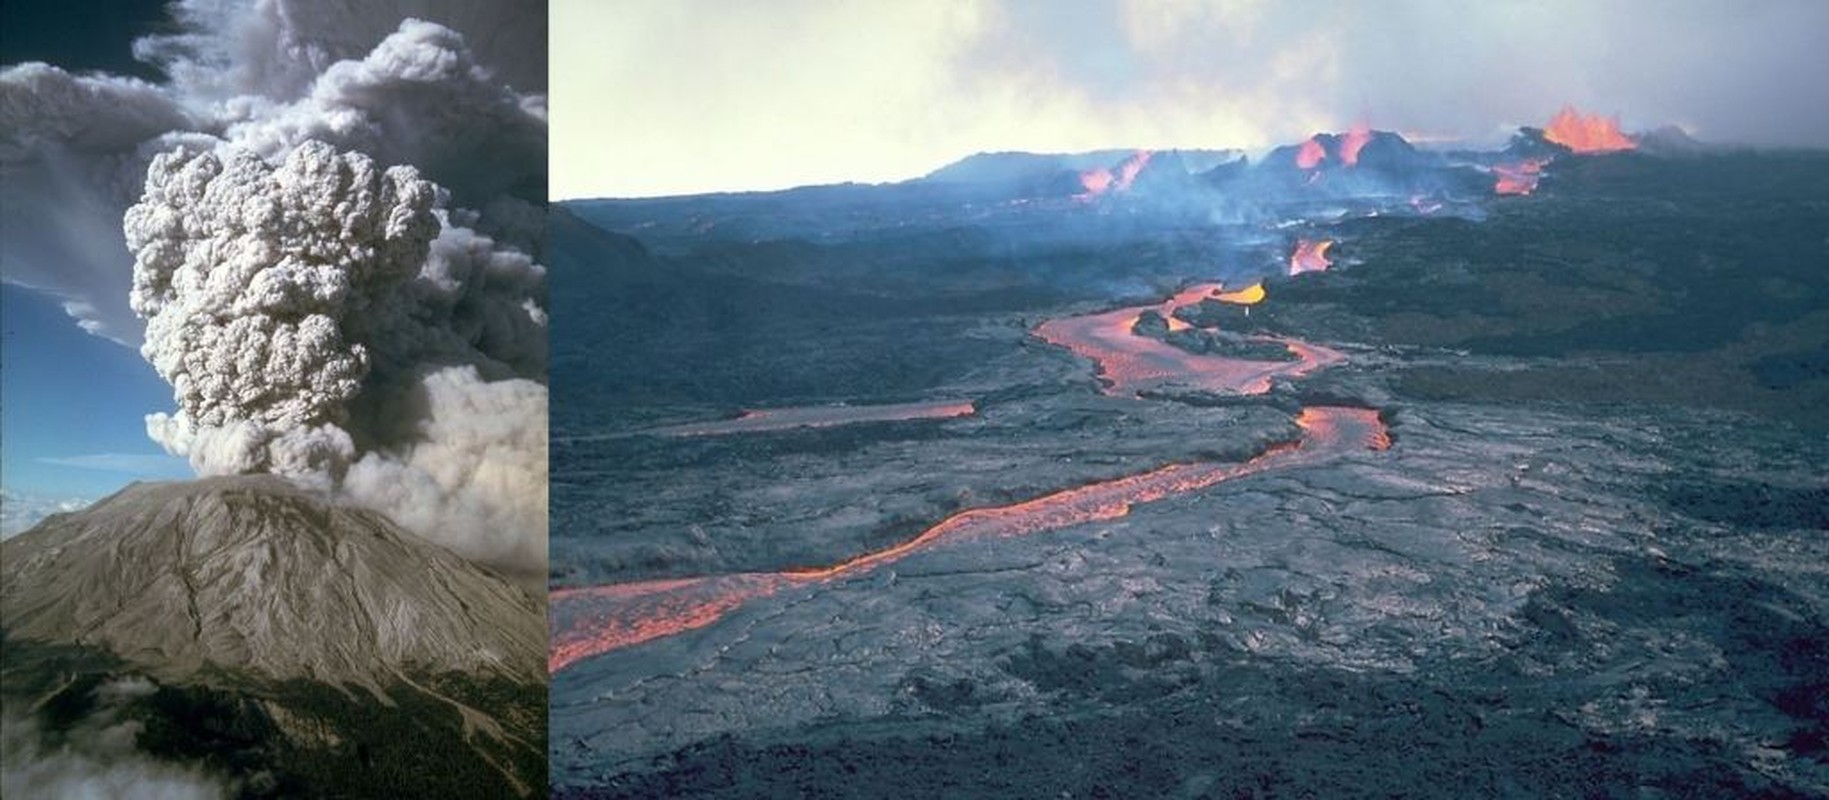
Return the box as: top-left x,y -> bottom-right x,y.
1296,137 -> 1327,169
1544,106 -> 1636,153
1077,150 -> 1154,200
1341,121 -> 1373,166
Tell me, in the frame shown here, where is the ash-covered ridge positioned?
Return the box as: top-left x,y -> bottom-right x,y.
0,475 -> 544,687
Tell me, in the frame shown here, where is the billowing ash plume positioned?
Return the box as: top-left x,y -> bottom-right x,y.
122,137 -> 548,575
3,1 -> 548,577
124,142 -> 438,479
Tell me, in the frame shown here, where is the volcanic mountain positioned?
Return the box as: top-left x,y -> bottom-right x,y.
1,476 -> 547,797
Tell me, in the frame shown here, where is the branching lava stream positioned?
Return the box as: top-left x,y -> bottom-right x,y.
550,292 -> 1388,674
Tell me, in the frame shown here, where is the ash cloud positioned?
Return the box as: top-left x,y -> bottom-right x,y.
125,141 -> 434,479
3,0 -> 546,343
0,64 -> 211,343
3,1 -> 548,578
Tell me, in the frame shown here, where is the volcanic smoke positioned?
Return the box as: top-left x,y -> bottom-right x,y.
55,12 -> 558,578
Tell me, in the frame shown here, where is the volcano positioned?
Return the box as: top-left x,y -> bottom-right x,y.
550,131 -> 1828,799
1,476 -> 547,797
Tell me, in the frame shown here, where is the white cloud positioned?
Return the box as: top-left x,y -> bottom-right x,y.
2,681 -> 230,798
553,0 -> 1829,199
0,487 -> 94,539
34,453 -> 194,476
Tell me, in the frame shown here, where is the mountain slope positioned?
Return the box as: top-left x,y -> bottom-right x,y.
1,476 -> 547,796
2,476 -> 543,687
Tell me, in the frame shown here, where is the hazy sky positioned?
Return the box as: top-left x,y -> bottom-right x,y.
554,0 -> 1829,199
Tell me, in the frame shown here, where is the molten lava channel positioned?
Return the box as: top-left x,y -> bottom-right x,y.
550,288 -> 1387,674
1033,288 -> 1343,397
548,405 -> 1387,673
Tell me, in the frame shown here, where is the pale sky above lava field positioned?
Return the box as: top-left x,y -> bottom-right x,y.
554,0 -> 1829,199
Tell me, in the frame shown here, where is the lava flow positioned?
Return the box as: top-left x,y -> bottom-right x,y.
1289,239 -> 1334,275
1493,159 -> 1547,195
1215,283 -> 1266,305
548,405 -> 1387,673
1544,105 -> 1636,153
1034,289 -> 1342,396
1340,121 -> 1373,166
551,291 -> 1380,674
550,575 -> 786,672
650,400 -> 976,437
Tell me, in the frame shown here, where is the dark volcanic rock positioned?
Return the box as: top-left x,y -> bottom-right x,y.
1162,328 -> 1299,361
551,405 -> 1829,798
1130,309 -> 1171,337
548,147 -> 1829,798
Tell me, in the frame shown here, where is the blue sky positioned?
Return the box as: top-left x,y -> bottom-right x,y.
1,283 -> 190,500
1,0 -> 191,526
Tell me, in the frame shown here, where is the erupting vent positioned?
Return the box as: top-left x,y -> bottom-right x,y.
1544,105 -> 1636,153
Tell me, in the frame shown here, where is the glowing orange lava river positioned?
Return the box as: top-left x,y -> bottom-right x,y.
550,292 -> 1387,674
1032,283 -> 1343,397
